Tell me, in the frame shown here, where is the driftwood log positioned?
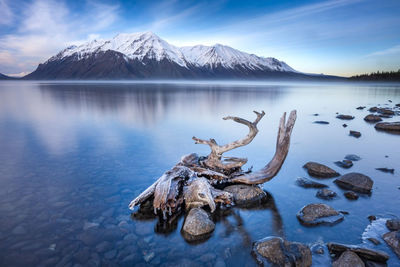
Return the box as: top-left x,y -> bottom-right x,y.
129,110 -> 297,219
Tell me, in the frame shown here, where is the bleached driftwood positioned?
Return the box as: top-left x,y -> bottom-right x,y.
129,110 -> 297,219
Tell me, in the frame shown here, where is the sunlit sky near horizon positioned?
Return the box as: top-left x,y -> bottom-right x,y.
0,0 -> 399,77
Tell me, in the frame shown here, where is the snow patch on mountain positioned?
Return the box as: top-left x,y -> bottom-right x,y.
48,31 -> 296,72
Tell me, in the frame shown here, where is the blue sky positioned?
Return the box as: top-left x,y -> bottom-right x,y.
0,0 -> 399,77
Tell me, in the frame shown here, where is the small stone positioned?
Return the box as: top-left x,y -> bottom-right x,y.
336,114 -> 355,120
296,177 -> 328,188
356,106 -> 366,110
367,215 -> 377,221
303,162 -> 340,178
252,236 -> 312,266
334,173 -> 374,194
49,244 -> 56,251
343,123 -> 348,128
345,154 -> 361,161
334,160 -> 353,169
83,221 -> 99,230
313,120 -> 329,124
369,107 -> 379,112
297,203 -> 344,226
316,189 -> 337,200
95,241 -> 112,253
332,251 -> 365,267
386,219 -> 400,231
349,130 -> 361,138
375,168 -> 394,174
367,238 -> 381,245
313,113 -> 319,116
344,191 -> 359,200
339,211 -> 350,215
377,108 -> 395,115
143,251 -> 155,262
104,249 -> 116,260
364,114 -> 382,123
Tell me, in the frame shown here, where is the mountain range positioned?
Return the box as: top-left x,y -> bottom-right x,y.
6,32 -> 339,80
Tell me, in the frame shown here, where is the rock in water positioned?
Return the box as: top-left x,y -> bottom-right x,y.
182,208 -> 215,241
303,162 -> 340,178
344,191 -> 359,200
297,203 -> 344,226
345,154 -> 361,161
349,130 -> 361,138
334,173 -> 373,194
336,114 -> 355,120
332,251 -> 365,267
375,168 -> 394,174
252,236 -> 312,266
375,122 -> 400,132
377,108 -> 395,116
224,184 -> 267,207
356,106 -> 366,110
383,231 -> 400,258
364,114 -> 382,123
296,177 -> 328,188
327,242 -> 389,263
334,160 -> 353,169
343,123 -> 348,128
386,219 -> 400,231
313,120 -> 329,124
316,189 -> 337,200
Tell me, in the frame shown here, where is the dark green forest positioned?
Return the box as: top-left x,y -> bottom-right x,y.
350,69 -> 400,81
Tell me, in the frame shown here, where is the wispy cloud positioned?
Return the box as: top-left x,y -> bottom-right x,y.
0,0 -> 13,25
0,0 -> 120,74
366,44 -> 400,57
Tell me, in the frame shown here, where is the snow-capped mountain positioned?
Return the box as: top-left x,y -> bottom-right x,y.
26,31 -> 313,79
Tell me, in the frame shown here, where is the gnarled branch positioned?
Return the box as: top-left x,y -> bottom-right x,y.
193,111 -> 265,171
230,110 -> 297,184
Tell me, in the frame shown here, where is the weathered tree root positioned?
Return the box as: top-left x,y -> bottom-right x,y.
129,110 -> 297,219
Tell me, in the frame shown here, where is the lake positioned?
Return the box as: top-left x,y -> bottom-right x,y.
0,80 -> 399,266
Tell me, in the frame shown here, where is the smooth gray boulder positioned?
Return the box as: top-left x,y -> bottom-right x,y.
182,208 -> 215,241
332,251 -> 365,267
303,162 -> 340,178
252,236 -> 312,266
224,184 -> 267,206
334,173 -> 373,194
297,203 -> 344,226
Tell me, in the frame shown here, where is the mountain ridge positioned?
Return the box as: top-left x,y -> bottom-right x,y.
24,32 -> 337,80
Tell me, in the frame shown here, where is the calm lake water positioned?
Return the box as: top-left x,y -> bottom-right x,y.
0,80 -> 399,266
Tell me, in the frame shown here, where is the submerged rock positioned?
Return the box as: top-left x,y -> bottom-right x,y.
334,173 -> 374,194
332,250 -> 365,267
364,114 -> 382,123
375,122 -> 400,132
297,203 -> 344,226
386,219 -> 400,231
182,208 -> 215,241
296,177 -> 328,188
367,237 -> 381,245
344,191 -> 359,200
303,162 -> 340,178
224,184 -> 267,206
345,154 -> 361,161
316,189 -> 337,200
349,130 -> 361,138
314,120 -> 330,124
375,168 -> 394,174
383,230 -> 400,258
337,114 -> 355,120
252,236 -> 312,266
327,242 -> 389,263
334,160 -> 353,169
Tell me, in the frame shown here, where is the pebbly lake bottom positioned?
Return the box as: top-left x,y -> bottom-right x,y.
0,80 -> 399,266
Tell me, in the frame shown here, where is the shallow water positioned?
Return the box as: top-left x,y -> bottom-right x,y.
0,80 -> 399,266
